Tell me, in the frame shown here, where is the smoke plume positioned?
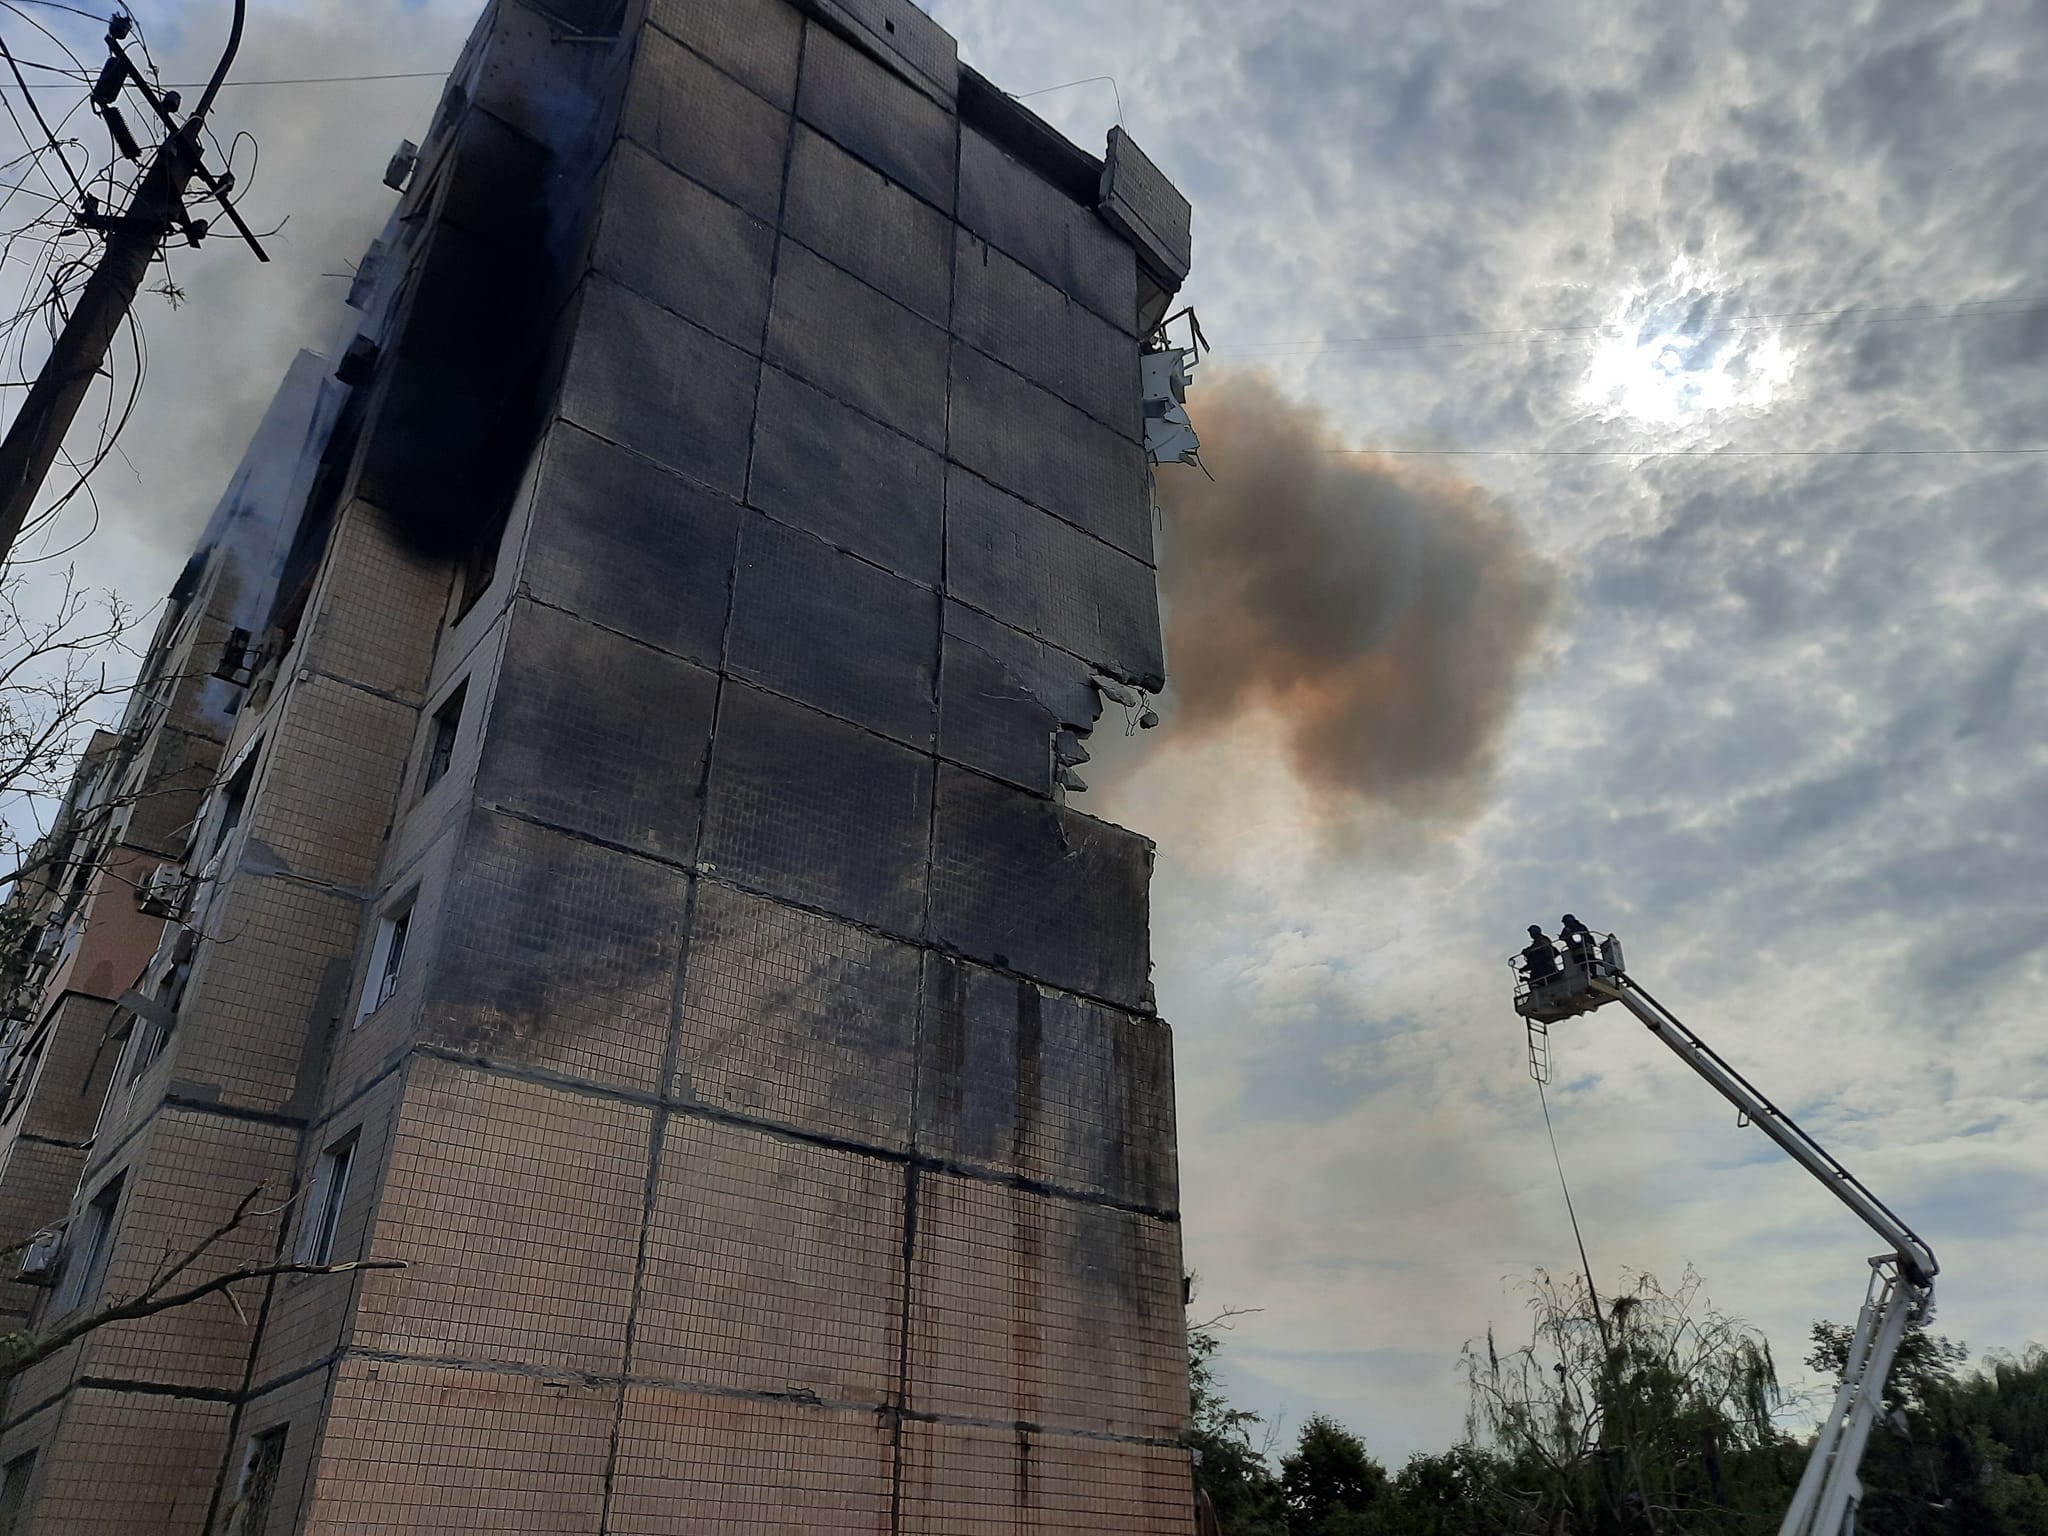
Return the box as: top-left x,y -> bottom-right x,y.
1155,371 -> 1557,825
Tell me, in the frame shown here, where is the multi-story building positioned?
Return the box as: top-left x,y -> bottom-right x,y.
0,1 -> 1197,1530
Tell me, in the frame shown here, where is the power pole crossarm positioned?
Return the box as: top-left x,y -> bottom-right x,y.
0,132 -> 199,565
0,1 -> 259,572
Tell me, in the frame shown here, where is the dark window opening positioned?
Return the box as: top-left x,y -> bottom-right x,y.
54,1174 -> 123,1314
223,1426 -> 287,1536
0,1450 -> 36,1536
421,682 -> 467,795
212,752 -> 259,860
129,963 -> 190,1082
297,1132 -> 358,1267
452,511 -> 508,623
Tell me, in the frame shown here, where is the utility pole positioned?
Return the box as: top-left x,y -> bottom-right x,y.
0,2 -> 265,572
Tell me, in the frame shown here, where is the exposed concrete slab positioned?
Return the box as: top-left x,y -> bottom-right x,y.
701,684 -> 934,934
1098,127 -> 1192,289
937,603 -> 1098,796
747,366 -> 944,587
728,514 -> 940,748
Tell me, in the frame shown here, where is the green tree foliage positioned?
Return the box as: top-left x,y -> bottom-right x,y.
1278,1414 -> 1387,1533
1188,1274 -> 2045,1536
1187,1321 -> 1285,1535
1809,1326 -> 2048,1536
1808,1315 -> 1970,1422
1462,1266 -> 1797,1534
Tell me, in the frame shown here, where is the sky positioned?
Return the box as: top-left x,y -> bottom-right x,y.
4,0 -> 2045,1466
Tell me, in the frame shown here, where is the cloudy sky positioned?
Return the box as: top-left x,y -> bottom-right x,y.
7,0 -> 2045,1464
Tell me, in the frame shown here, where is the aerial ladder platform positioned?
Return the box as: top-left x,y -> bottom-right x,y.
1511,924 -> 1938,1536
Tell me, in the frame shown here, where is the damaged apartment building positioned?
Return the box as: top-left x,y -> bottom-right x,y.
0,0 -> 1202,1530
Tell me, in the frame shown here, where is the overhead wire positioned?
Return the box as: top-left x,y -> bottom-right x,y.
0,68 -> 449,91
0,2 -> 193,558
1231,296 -> 2048,358
1322,445 -> 2048,458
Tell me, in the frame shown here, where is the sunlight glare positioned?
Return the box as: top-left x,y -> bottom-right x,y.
1578,258 -> 1798,429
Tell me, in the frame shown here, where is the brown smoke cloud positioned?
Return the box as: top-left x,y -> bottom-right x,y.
1155,371 -> 1558,825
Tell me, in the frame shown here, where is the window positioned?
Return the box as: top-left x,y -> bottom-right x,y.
212,750 -> 259,859
0,1451 -> 36,1536
53,1175 -> 123,1314
356,893 -> 416,1024
128,966 -> 188,1083
452,512 -> 507,623
420,681 -> 467,795
296,1132 -> 358,1267
222,1427 -> 287,1536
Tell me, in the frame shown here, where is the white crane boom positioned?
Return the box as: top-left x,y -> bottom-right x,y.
1511,926 -> 1938,1536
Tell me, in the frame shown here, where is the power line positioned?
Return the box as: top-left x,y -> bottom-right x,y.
1231,296 -> 2048,357
0,69 -> 446,91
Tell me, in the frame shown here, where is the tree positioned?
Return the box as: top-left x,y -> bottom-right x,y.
1463,1267 -> 1798,1534
1278,1414 -> 1387,1534
1809,1327 -> 2048,1536
1379,1445 -> 1520,1536
1808,1314 -> 1968,1423
0,1182 -> 400,1388
1188,1294 -> 1286,1535
0,567 -> 131,882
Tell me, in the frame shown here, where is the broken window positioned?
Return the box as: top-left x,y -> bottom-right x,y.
420,681 -> 467,795
222,1427 -> 287,1536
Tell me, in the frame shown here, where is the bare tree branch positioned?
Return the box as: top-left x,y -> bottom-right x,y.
0,1256 -> 405,1381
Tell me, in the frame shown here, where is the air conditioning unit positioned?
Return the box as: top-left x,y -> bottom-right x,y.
17,1228 -> 61,1284
136,865 -> 191,919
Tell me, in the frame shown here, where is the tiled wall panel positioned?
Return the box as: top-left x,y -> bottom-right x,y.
633,1116 -> 904,1400
304,1358 -> 614,1534
608,1388 -> 893,1536
909,1174 -> 1185,1439
673,881 -> 919,1149
351,1062 -> 649,1374
424,810 -> 690,1092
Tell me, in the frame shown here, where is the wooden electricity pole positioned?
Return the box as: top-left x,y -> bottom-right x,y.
0,2 -> 265,572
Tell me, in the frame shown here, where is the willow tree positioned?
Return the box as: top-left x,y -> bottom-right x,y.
1463,1267 -> 1801,1535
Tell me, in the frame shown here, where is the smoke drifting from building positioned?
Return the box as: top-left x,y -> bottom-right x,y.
1156,371 -> 1557,823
